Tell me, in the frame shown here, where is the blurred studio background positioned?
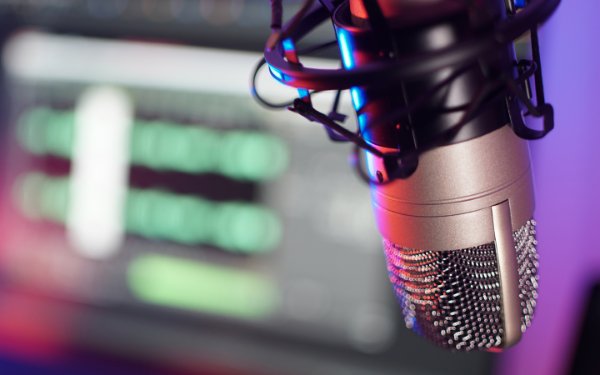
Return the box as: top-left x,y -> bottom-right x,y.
0,1 -> 596,375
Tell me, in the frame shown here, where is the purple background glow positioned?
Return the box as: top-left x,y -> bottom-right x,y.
499,1 -> 600,374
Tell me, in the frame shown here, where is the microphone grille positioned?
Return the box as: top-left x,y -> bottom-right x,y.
383,219 -> 538,351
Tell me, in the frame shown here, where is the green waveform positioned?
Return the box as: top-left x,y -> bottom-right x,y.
18,107 -> 289,181
18,108 -> 75,158
128,254 -> 279,319
15,173 -> 282,254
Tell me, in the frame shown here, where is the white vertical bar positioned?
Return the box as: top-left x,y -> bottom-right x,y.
67,86 -> 133,259
492,201 -> 523,347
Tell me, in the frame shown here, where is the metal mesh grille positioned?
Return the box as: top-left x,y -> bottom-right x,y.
383,219 -> 538,351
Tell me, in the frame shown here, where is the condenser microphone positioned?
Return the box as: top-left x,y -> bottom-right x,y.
370,125 -> 538,352
348,0 -> 539,351
256,0 -> 559,351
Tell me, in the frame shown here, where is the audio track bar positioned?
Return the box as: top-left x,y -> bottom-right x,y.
128,254 -> 279,320
18,107 -> 289,182
16,173 -> 282,255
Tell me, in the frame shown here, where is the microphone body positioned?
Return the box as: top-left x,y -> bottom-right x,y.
337,0 -> 539,351
370,125 -> 538,351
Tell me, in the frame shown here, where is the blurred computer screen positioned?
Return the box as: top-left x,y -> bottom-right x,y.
0,2 -> 491,374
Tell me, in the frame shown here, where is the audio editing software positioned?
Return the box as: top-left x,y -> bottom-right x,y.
0,4 -> 491,375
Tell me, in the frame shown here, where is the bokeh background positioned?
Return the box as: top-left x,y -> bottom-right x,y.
0,1 -> 595,375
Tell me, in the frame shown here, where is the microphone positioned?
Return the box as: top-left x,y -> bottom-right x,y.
373,125 -> 538,352
256,0 -> 559,351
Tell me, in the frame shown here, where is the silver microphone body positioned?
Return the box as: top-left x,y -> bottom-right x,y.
367,124 -> 539,351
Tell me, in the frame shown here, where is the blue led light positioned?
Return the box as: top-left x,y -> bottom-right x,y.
357,113 -> 379,179
337,29 -> 355,70
350,87 -> 365,110
514,0 -> 526,8
358,113 -> 368,126
282,38 -> 295,52
268,65 -> 284,81
298,88 -> 310,98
